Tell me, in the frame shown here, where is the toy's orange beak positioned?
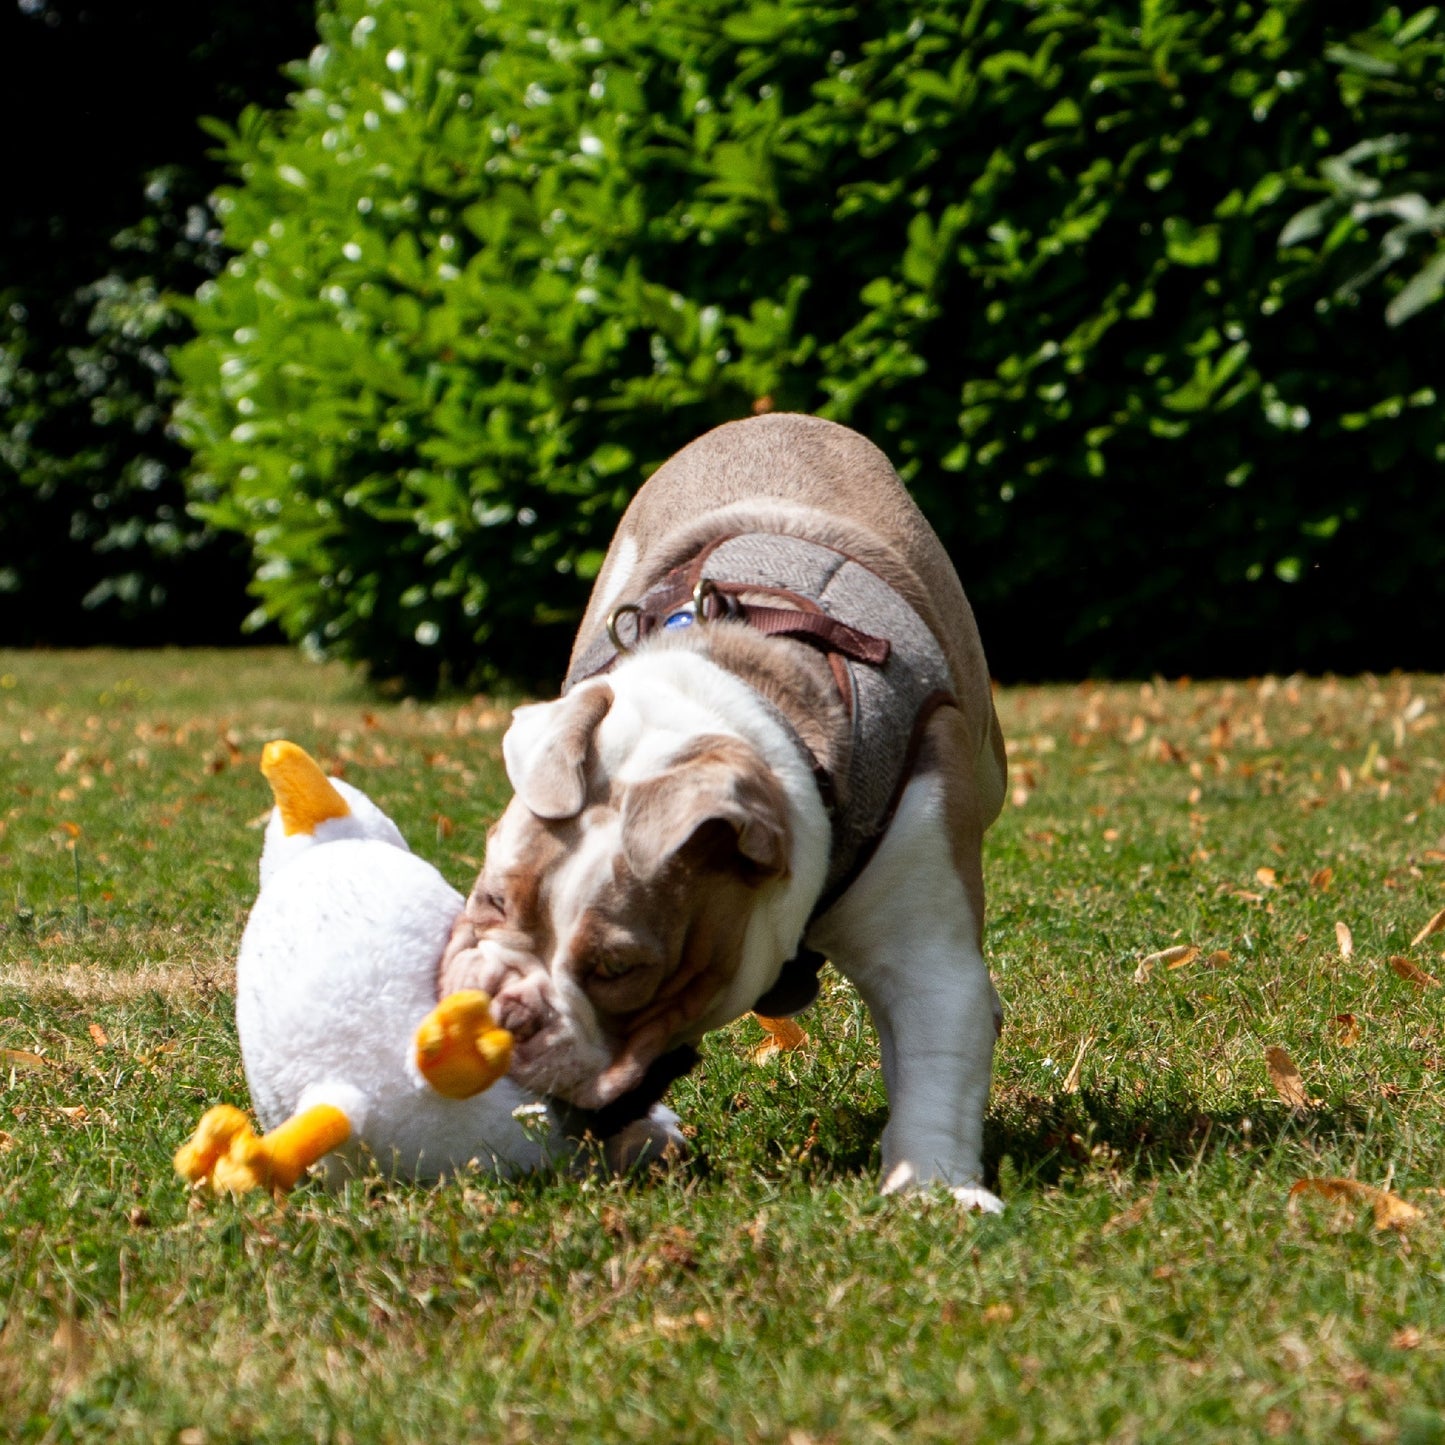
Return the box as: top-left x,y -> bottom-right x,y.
415,990 -> 514,1099
260,740 -> 350,836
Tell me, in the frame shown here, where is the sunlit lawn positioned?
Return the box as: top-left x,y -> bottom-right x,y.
3,649 -> 1445,1442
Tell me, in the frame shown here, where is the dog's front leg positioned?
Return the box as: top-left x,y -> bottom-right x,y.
811,760 -> 1003,1213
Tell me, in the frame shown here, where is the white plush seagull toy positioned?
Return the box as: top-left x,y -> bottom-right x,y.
176,740 -> 571,1194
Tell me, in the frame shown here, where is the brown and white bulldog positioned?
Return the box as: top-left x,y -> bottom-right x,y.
440,414 -> 1008,1209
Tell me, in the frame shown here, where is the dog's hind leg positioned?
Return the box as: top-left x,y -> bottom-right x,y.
809,708 -> 1003,1212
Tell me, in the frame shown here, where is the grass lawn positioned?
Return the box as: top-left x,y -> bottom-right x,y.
3,648 -> 1445,1443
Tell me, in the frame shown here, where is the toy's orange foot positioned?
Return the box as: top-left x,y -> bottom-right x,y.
175,1105 -> 254,1185
175,1103 -> 351,1196
749,1014 -> 809,1065
415,990 -> 514,1099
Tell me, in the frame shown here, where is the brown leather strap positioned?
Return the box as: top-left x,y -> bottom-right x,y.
738,605 -> 891,665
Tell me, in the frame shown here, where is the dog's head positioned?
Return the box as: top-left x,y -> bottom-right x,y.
441,679 -> 799,1108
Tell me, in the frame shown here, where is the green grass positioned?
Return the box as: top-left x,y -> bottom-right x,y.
3,649 -> 1445,1443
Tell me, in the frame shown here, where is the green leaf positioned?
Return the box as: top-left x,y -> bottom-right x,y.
1278,201 -> 1334,248
1324,44 -> 1398,78
1162,218 -> 1219,267
1386,249 -> 1445,325
1043,97 -> 1082,127
1392,7 -> 1440,46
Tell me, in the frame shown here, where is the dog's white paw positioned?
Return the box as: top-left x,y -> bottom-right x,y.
603,1104 -> 688,1173
881,1160 -> 1004,1212
950,1184 -> 1005,1214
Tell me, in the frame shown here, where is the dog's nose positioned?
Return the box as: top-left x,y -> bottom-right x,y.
492,987 -> 554,1043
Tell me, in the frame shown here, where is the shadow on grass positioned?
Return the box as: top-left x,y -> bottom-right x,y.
980,1081 -> 1377,1188
739,1082 -> 1379,1192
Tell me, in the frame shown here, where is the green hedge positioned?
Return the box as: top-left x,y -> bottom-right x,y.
177,0 -> 1445,688
1277,13 -> 1445,326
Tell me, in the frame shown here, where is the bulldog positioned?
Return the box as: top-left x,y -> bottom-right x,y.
440,414 -> 1008,1209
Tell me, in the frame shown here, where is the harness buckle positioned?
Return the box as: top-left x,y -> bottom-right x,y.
605,602 -> 643,653
692,576 -> 723,619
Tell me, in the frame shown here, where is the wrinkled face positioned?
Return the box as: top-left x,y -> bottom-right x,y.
439,683 -> 793,1109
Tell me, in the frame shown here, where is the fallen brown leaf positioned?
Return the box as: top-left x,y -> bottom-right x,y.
1334,1013 -> 1361,1047
1288,1177 -> 1424,1232
1061,1032 -> 1094,1094
1410,907 -> 1445,948
1393,1326 -> 1424,1350
1,1048 -> 50,1072
652,1309 -> 713,1338
1266,1047 -> 1311,1111
87,1023 -> 108,1049
1388,955 -> 1442,989
50,1316 -> 91,1394
1135,944 -> 1197,982
981,1302 -> 1016,1325
1256,866 -> 1279,889
1310,867 -> 1334,891
749,1014 -> 809,1064
1335,921 -> 1354,960
650,1225 -> 699,1271
0,1130 -> 14,1153
1265,1408 -> 1295,1438
1101,1194 -> 1153,1236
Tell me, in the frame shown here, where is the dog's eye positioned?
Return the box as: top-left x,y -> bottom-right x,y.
477,888 -> 506,919
592,954 -> 642,981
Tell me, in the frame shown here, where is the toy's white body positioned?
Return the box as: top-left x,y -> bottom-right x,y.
238,778 -> 562,1182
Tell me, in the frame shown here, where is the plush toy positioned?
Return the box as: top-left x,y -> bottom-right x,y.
175,741 -> 568,1194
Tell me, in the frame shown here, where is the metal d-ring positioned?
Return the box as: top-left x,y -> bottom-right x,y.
692,576 -> 721,620
606,601 -> 643,653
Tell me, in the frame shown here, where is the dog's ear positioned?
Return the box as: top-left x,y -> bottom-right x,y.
622,734 -> 791,883
502,684 -> 613,820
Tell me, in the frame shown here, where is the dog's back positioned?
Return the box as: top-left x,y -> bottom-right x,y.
573,413 -> 1006,823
